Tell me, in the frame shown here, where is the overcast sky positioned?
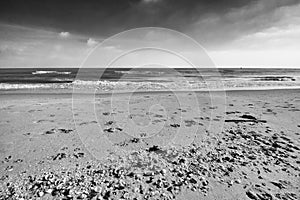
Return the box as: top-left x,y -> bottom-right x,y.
0,0 -> 299,68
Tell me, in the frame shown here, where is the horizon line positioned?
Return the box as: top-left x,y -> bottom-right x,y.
0,66 -> 300,69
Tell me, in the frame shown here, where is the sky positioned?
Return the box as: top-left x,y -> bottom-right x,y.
0,0 -> 299,68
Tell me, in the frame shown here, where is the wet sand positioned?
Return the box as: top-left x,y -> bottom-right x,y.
0,89 -> 299,199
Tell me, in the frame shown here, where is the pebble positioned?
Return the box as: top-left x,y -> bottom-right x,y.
93,186 -> 102,193
46,189 -> 53,194
2,124 -> 298,200
246,190 -> 257,199
235,179 -> 242,184
38,191 -> 44,197
161,169 -> 167,175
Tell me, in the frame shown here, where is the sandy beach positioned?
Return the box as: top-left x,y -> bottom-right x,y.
2,0 -> 300,199
0,89 -> 299,199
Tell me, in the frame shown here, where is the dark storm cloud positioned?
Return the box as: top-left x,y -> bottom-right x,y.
0,0 -> 299,45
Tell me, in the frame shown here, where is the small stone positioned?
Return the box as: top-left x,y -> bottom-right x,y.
97,196 -> 104,200
202,180 -> 208,186
38,191 -> 44,197
248,155 -> 256,160
134,187 -> 139,193
46,189 -> 53,194
93,186 -> 102,193
144,171 -> 154,176
189,178 -> 197,184
135,174 -> 142,180
246,190 -> 258,200
235,179 -> 241,184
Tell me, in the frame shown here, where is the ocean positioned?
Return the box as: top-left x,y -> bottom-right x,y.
1,68 -> 300,91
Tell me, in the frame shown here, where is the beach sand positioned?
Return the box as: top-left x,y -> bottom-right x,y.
0,89 -> 299,199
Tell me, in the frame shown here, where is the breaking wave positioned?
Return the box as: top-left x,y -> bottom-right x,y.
32,71 -> 72,75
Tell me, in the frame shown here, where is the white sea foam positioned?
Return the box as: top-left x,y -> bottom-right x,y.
1,78 -> 300,91
32,71 -> 71,75
0,83 -> 70,90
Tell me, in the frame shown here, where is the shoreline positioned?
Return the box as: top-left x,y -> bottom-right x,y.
1,87 -> 300,95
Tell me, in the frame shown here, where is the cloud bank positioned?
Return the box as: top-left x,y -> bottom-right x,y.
1,0 -> 299,46
0,0 -> 299,67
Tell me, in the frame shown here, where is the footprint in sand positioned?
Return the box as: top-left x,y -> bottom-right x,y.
43,128 -> 73,135
33,119 -> 55,123
184,120 -> 197,127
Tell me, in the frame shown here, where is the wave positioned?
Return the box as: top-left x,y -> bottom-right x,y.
0,83 -> 71,90
1,78 -> 300,91
252,76 -> 296,82
115,70 -> 165,75
0,78 -> 74,84
32,70 -> 72,75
